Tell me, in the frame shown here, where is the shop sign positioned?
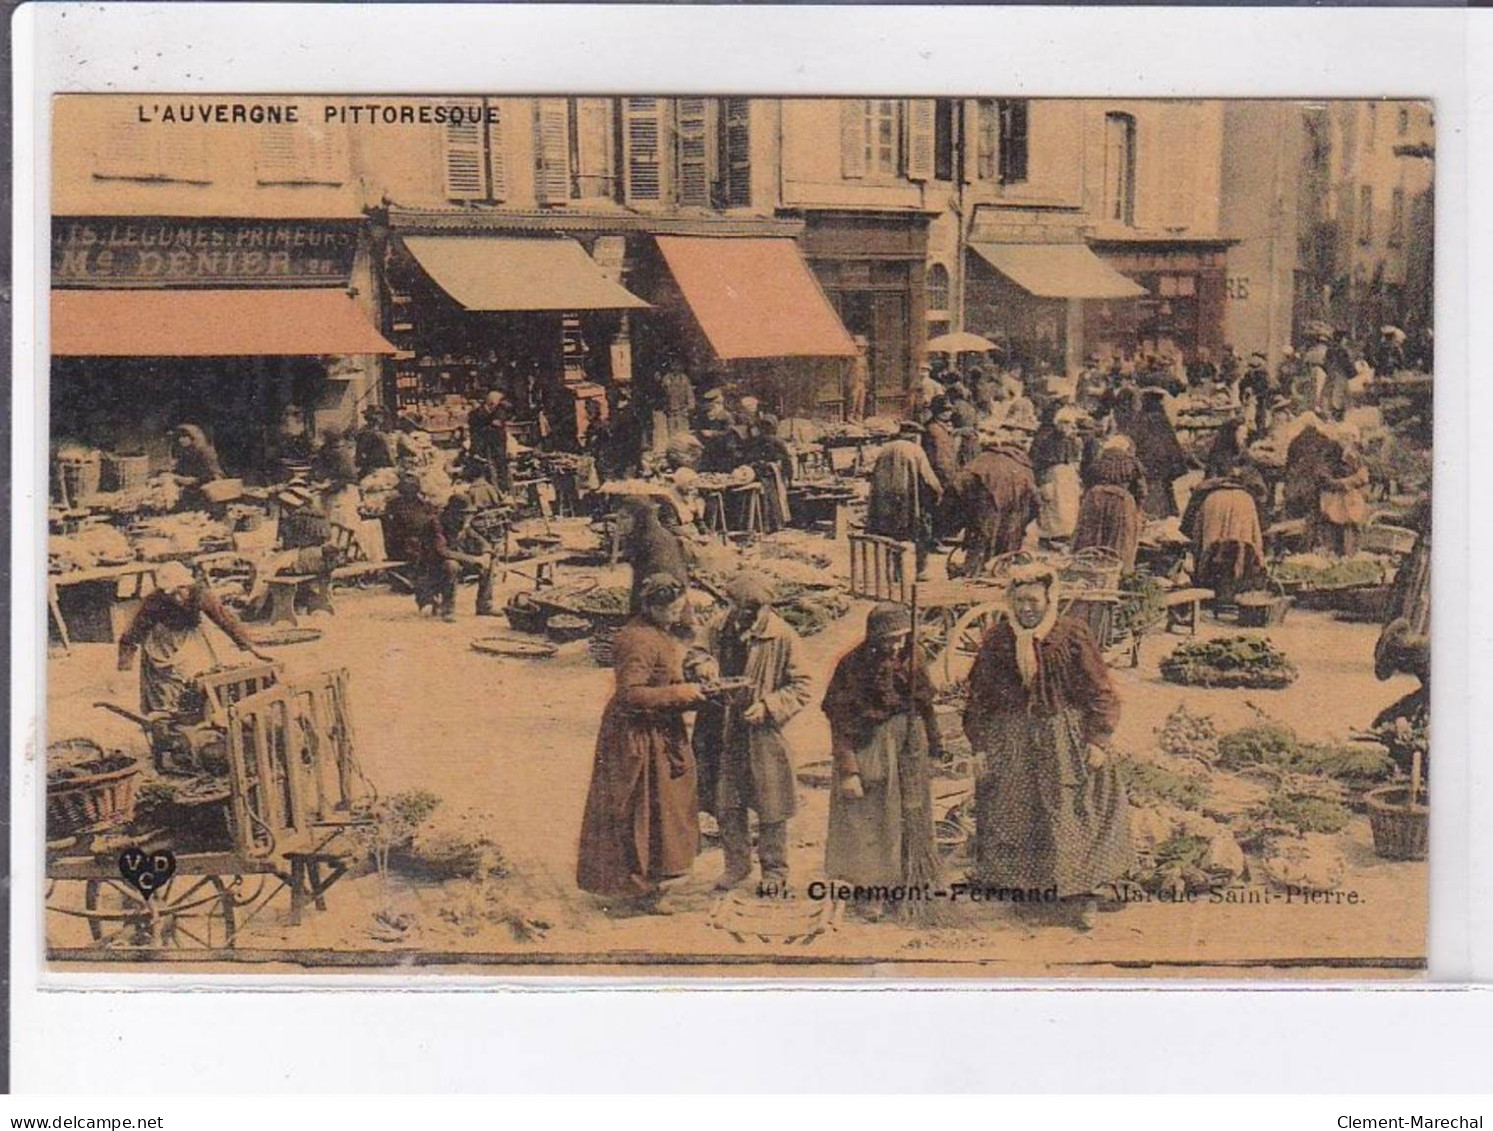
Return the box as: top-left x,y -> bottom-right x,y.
52,219 -> 359,287
591,236 -> 626,282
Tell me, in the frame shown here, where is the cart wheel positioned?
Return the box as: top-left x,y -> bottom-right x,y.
937,601 -> 1007,690
81,874 -> 238,950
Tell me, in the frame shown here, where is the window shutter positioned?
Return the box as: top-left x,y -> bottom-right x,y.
623,97 -> 663,203
253,125 -> 300,184
156,129 -> 209,184
675,97 -> 709,207
95,122 -> 156,179
999,100 -> 1029,184
534,97 -> 572,204
573,97 -> 614,200
840,99 -> 867,179
906,99 -> 935,181
486,106 -> 507,202
722,97 -> 751,207
442,99 -> 486,201
960,100 -> 979,184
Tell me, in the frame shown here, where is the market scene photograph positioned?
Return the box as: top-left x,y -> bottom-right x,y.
41,94 -> 1433,976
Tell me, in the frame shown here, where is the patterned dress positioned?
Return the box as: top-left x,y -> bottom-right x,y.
962,616 -> 1132,897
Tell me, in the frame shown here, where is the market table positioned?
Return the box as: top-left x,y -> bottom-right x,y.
49,562 -> 160,648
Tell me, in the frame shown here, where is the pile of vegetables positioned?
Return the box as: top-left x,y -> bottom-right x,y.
1160,635 -> 1299,689
1247,789 -> 1353,838
1119,756 -> 1212,811
1216,721 -> 1393,785
1273,554 -> 1390,590
770,581 -> 849,638
49,523 -> 134,572
1155,704 -> 1219,764
1113,569 -> 1168,636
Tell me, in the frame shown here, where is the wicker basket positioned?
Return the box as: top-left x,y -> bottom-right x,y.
55,450 -> 102,506
47,755 -> 141,837
503,592 -> 551,635
1366,784 -> 1429,861
1237,591 -> 1292,627
546,614 -> 592,643
101,452 -> 151,493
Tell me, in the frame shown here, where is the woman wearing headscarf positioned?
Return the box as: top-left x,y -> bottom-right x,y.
576,574 -> 707,914
1180,470 -> 1266,604
821,603 -> 944,916
1028,403 -> 1084,545
1072,435 -> 1146,570
1124,388 -> 1190,519
117,561 -> 271,717
615,497 -> 690,616
962,568 -> 1130,929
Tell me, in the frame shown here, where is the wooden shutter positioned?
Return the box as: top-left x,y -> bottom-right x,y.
573,97 -> 614,200
675,97 -> 710,207
534,97 -> 572,204
999,100 -> 1029,185
443,99 -> 486,201
486,105 -> 507,202
960,100 -> 979,184
840,99 -> 867,178
623,97 -> 663,203
722,97 -> 751,207
156,129 -> 209,184
95,121 -> 155,179
906,99 -> 935,181
253,125 -> 300,183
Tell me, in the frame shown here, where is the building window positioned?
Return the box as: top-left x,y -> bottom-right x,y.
1104,112 -> 1136,226
571,97 -> 617,201
94,120 -> 209,185
976,99 -> 998,181
1389,187 -> 1405,247
1359,184 -> 1374,245
442,99 -> 506,202
674,97 -> 711,207
933,99 -> 955,181
254,124 -> 341,186
718,97 -> 751,207
1398,106 -> 1411,136
533,98 -> 572,205
1366,102 -> 1378,150
927,263 -> 950,313
865,99 -> 901,177
998,99 -> 1029,184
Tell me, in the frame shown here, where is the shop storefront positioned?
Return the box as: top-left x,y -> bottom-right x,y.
1087,238 -> 1233,361
964,240 -> 1145,375
800,213 -> 930,418
49,217 -> 394,477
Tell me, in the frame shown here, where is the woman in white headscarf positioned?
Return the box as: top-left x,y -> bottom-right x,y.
962,567 -> 1131,928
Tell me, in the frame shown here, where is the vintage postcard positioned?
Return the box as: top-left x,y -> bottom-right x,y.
40,93 -> 1432,978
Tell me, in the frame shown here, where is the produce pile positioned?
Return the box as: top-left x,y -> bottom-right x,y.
1160,635 -> 1299,689
770,581 -> 849,638
1273,553 -> 1391,590
1124,704 -> 1399,898
1113,569 -> 1168,637
49,523 -> 133,572
128,512 -> 233,559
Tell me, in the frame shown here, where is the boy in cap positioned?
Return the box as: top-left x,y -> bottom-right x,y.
690,572 -> 811,890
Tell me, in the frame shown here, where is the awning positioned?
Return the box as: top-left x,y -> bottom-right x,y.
401,235 -> 648,312
655,236 -> 858,360
51,289 -> 398,357
968,242 -> 1146,300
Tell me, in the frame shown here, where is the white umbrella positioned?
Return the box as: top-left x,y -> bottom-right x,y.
925,330 -> 999,355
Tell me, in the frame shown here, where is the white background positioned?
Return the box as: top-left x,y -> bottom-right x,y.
11,2 -> 1492,1093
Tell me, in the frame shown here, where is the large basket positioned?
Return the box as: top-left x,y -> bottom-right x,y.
101,452 -> 151,493
55,451 -> 102,506
1365,784 -> 1429,861
1237,586 -> 1292,627
47,755 -> 142,838
503,591 -> 551,635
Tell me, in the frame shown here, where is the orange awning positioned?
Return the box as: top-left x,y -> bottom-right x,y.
655,236 -> 858,360
51,288 -> 398,357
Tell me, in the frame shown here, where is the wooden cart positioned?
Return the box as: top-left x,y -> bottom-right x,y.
46,668 -> 365,957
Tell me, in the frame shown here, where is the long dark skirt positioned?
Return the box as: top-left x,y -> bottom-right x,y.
970,707 -> 1133,897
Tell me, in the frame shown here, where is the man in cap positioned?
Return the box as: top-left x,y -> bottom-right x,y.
467,390 -> 512,491
692,387 -> 739,472
440,490 -> 499,617
690,572 -> 812,891
355,405 -> 397,475
866,420 -> 944,579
